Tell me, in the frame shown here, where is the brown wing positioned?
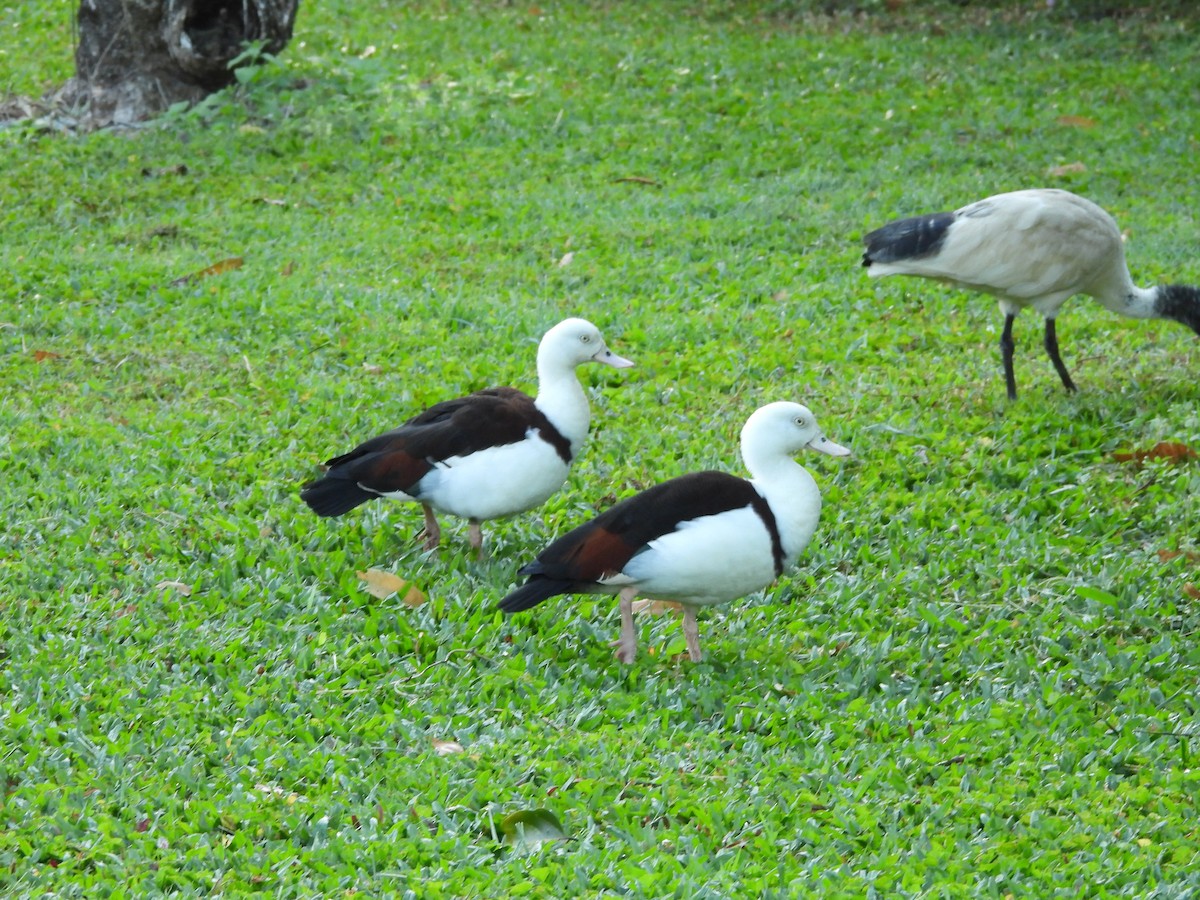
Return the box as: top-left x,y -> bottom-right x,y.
497,472 -> 781,612
302,387 -> 566,517
322,388 -> 542,492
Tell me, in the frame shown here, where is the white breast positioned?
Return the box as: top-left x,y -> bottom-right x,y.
613,506 -> 779,606
378,432 -> 571,521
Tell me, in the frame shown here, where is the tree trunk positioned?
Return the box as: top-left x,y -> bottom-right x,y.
61,0 -> 299,129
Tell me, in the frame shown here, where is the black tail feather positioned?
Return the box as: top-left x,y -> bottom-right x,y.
497,577 -> 575,614
862,211 -> 956,266
300,476 -> 376,517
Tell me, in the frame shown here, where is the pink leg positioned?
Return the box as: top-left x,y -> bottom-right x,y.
467,520 -> 485,555
682,605 -> 702,662
420,504 -> 441,551
610,587 -> 639,664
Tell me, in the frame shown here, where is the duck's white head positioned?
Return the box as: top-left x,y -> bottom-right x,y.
538,317 -> 634,372
741,401 -> 851,465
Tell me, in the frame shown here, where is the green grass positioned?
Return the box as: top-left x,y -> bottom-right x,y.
3,1 -> 1200,896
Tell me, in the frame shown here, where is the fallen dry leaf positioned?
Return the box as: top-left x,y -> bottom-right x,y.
1056,115 -> 1097,129
1184,584 -> 1200,600
1047,162 -> 1087,177
557,251 -> 574,267
32,350 -> 61,362
154,580 -> 193,596
612,175 -> 662,187
357,569 -> 426,606
631,599 -> 682,616
1113,442 -> 1198,464
1158,549 -> 1200,563
170,256 -> 244,287
432,739 -> 465,756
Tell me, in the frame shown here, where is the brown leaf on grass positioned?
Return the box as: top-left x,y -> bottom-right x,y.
1056,115 -> 1097,128
1158,549 -> 1200,563
612,175 -> 663,187
631,599 -> 682,616
1185,584 -> 1200,600
154,580 -> 193,596
1113,442 -> 1198,464
432,738 -> 465,756
170,256 -> 244,287
32,350 -> 61,362
357,569 -> 426,606
1047,162 -> 1087,177
281,260 -> 296,277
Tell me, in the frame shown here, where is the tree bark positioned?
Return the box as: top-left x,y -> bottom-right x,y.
61,0 -> 299,129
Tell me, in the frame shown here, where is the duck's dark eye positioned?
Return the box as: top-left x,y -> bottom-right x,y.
794,417 -> 806,426
580,334 -> 592,343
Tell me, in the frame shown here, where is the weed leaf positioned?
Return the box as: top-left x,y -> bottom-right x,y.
1075,586 -> 1120,606
500,808 -> 566,851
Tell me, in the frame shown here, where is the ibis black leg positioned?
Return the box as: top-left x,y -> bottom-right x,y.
1043,318 -> 1078,394
1000,313 -> 1018,400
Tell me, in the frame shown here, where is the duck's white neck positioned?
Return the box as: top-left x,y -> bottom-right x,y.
745,451 -> 824,563
534,356 -> 590,452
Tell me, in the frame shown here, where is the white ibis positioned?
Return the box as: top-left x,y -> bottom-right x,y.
862,188 -> 1200,399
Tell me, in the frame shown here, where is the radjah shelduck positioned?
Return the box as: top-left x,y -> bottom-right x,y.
301,317 -> 633,552
497,402 -> 850,663
861,188 -> 1200,399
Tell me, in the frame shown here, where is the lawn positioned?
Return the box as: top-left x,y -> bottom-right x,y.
2,1 -> 1199,896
